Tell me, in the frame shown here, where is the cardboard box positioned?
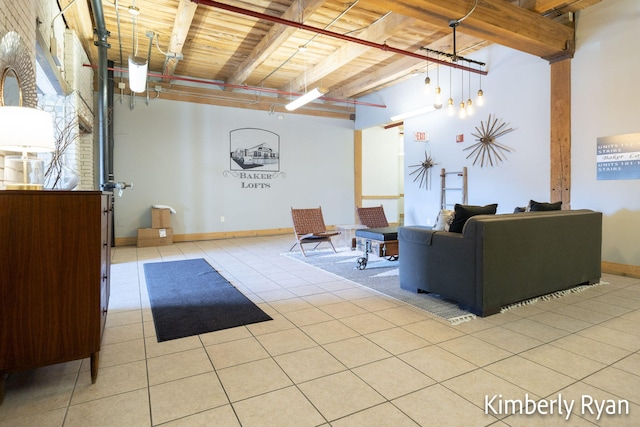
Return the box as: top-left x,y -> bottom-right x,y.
137,228 -> 173,247
151,208 -> 171,229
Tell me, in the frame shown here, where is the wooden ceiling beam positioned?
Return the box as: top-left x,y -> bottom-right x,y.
224,0 -> 326,88
363,0 -> 576,61
529,0 -> 601,14
163,0 -> 198,78
282,13 -> 415,94
57,0 -> 97,65
331,55 -> 422,100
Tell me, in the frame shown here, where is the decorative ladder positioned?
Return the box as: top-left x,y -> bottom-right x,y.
440,167 -> 468,209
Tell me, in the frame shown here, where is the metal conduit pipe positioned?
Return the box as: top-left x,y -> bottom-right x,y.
89,0 -> 111,190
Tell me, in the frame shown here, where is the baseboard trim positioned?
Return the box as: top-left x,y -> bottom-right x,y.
602,261 -> 640,279
115,228 -> 293,247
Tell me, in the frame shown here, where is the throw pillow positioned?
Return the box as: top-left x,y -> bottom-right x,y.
513,206 -> 526,213
528,200 -> 562,211
433,209 -> 454,231
449,203 -> 498,233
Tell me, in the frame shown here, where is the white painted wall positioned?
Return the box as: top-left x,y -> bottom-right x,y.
571,0 -> 640,265
356,0 -> 640,266
361,126 -> 403,222
113,99 -> 355,239
357,44 -> 552,225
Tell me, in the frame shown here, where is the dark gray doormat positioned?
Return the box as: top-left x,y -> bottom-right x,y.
144,258 -> 272,342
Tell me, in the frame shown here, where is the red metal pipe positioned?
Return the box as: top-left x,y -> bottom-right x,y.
83,64 -> 387,108
191,0 -> 488,75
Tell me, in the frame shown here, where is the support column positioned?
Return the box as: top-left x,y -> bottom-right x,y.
354,130 -> 363,215
550,59 -> 571,209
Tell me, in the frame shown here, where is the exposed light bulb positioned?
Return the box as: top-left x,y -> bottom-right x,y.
434,87 -> 443,109
477,89 -> 484,106
424,76 -> 431,94
447,97 -> 454,116
466,98 -> 474,116
459,101 -> 466,119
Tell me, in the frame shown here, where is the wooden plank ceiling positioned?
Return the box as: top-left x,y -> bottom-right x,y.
61,0 -> 600,119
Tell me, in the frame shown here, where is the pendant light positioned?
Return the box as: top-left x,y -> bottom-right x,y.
434,58 -> 443,109
424,56 -> 431,94
477,64 -> 485,106
466,68 -> 474,116
128,0 -> 147,93
447,66 -> 454,116
460,68 -> 465,118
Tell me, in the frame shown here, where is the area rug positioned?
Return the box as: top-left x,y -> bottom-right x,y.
284,249 -> 477,324
143,258 -> 272,342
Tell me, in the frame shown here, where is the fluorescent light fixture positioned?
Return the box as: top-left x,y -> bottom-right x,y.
390,105 -> 436,121
128,55 -> 148,93
285,87 -> 327,111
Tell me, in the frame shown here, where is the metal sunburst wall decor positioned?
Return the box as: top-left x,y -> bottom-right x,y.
409,151 -> 438,190
464,114 -> 515,167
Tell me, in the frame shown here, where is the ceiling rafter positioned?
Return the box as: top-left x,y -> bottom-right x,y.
224,0 -> 326,88
55,0 -> 601,116
530,0 -> 602,14
163,0 -> 198,78
281,13 -> 414,94
363,0 -> 576,60
55,0 -> 97,65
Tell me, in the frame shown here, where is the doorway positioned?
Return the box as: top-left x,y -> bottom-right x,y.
354,126 -> 404,226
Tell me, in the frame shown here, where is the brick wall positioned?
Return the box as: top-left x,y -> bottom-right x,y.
1,1 -> 96,190
64,29 -> 95,190
0,0 -> 36,186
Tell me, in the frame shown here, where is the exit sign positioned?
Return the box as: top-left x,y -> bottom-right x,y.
414,131 -> 428,142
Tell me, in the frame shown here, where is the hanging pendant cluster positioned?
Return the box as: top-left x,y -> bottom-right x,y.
419,0 -> 485,118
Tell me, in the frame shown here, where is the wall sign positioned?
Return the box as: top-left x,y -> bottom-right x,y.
413,131 -> 428,142
597,133 -> 640,180
223,128 -> 286,188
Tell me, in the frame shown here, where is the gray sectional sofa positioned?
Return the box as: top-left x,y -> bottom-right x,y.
398,209 -> 602,316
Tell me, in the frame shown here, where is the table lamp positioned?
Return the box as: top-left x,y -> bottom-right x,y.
0,106 -> 55,190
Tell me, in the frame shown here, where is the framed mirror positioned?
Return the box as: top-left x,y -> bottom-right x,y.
0,31 -> 36,108
0,67 -> 22,106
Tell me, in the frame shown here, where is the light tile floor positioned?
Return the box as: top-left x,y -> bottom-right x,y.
1,235 -> 639,426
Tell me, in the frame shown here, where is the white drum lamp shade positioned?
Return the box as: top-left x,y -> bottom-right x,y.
0,106 -> 55,190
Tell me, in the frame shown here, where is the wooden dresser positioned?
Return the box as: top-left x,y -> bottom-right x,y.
0,191 -> 112,404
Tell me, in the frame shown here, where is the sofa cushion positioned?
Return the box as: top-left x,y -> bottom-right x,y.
433,209 -> 454,231
528,200 -> 562,211
449,203 -> 498,233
